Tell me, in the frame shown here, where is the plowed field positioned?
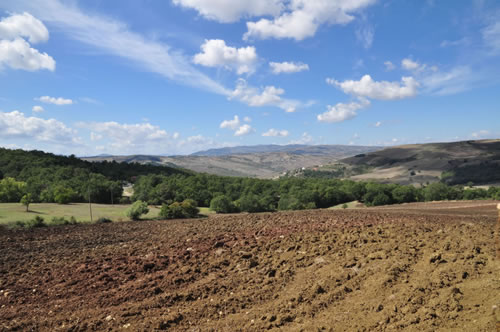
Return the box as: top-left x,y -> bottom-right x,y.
1,201 -> 499,331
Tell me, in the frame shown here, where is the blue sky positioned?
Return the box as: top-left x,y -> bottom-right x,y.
0,0 -> 499,156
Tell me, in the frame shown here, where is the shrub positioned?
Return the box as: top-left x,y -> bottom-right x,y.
27,216 -> 46,228
96,217 -> 112,224
126,200 -> 149,220
159,200 -> 199,219
210,195 -> 235,213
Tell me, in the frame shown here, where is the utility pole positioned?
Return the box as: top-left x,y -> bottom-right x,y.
88,175 -> 93,223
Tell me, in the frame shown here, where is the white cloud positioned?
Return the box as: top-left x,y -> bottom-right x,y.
193,39 -> 257,75
289,132 -> 313,145
172,132 -> 180,139
90,132 -> 102,141
384,61 -> 395,71
234,124 -> 254,136
220,115 -> 254,136
0,12 -> 55,72
0,12 -> 48,43
355,24 -> 374,49
220,115 -> 240,130
243,116 -> 251,122
32,105 -> 44,112
269,61 -> 309,74
37,95 -> 73,105
244,0 -> 377,41
374,121 -> 382,127
172,0 -> 284,23
77,121 -> 176,153
230,78 -> 300,112
0,38 -> 55,71
0,110 -> 79,143
419,66 -> 475,95
262,128 -> 289,137
482,20 -> 500,54
1,0 -> 228,95
328,75 -> 419,100
317,98 -> 370,123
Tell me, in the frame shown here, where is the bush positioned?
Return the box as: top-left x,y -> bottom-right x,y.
27,215 -> 46,228
159,200 -> 199,219
126,200 -> 149,220
97,217 -> 113,224
210,195 -> 235,213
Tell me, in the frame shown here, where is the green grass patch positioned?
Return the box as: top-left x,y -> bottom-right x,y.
198,207 -> 215,215
0,203 -> 161,226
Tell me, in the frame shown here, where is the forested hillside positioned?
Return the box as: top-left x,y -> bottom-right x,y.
0,148 -> 189,204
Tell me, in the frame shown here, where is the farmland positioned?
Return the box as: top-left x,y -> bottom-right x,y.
0,201 -> 498,331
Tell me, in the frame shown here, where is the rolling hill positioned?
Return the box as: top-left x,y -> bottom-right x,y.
310,139 -> 500,185
83,145 -> 381,178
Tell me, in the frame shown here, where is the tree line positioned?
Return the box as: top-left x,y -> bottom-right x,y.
1,148 -> 499,211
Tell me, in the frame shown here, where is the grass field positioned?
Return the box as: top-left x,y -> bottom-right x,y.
0,203 -> 162,226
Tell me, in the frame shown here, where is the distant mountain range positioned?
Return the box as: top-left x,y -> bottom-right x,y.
190,144 -> 374,156
83,144 -> 381,178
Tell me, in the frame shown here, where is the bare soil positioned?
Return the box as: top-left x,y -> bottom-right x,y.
1,201 -> 499,331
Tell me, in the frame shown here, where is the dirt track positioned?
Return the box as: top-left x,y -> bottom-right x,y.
0,201 -> 499,331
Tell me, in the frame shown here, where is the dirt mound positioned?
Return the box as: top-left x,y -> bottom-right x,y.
0,201 -> 498,331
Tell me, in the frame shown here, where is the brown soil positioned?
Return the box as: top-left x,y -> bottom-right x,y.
1,201 -> 499,331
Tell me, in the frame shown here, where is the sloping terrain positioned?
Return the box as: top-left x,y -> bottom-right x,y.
83,145 -> 380,178
335,139 -> 500,185
0,201 -> 498,331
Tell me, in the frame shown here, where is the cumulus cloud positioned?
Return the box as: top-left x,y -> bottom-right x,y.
234,124 -> 254,136
220,115 -> 254,136
37,95 -> 73,105
384,61 -> 395,71
32,105 -> 44,112
77,121 -> 175,153
244,0 -> 376,41
230,78 -> 299,112
0,12 -> 55,72
0,110 -> 79,143
269,61 -> 309,74
327,75 -> 419,100
193,39 -> 257,75
262,128 -> 289,137
172,0 -> 284,23
220,115 -> 241,130
317,98 -> 370,123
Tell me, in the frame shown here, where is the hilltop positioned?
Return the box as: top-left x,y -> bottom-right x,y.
305,139 -> 500,185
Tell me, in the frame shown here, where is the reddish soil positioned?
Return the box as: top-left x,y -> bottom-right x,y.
0,201 -> 499,331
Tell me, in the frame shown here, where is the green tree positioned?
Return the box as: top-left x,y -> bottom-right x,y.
126,200 -> 149,220
210,195 -> 235,213
0,177 -> 26,202
20,193 -> 32,212
54,186 -> 76,204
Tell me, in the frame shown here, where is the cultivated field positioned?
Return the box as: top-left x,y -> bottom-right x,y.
0,203 -> 161,225
0,201 -> 498,331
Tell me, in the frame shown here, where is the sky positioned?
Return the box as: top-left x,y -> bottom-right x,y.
0,0 -> 499,156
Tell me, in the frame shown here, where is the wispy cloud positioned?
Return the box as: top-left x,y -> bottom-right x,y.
1,0 -> 229,95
